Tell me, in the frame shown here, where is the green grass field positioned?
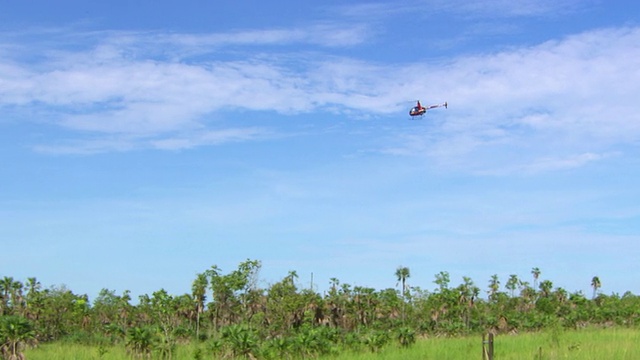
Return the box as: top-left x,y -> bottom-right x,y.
327,327 -> 640,360
25,327 -> 640,360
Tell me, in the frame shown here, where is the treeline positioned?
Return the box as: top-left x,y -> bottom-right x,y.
1,260 -> 639,359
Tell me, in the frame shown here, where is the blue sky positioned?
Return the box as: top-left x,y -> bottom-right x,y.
2,0 -> 640,301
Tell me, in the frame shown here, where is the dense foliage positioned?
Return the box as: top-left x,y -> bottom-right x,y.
1,261 -> 638,359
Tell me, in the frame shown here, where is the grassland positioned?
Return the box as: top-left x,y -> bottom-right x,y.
25,327 -> 640,360
328,327 -> 640,360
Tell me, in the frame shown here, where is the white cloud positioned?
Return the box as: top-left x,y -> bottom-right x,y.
383,27 -> 640,173
2,25 -> 639,172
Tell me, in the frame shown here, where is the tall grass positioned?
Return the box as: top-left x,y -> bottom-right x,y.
494,327 -> 640,360
24,342 -> 127,360
324,327 -> 640,360
24,327 -> 640,360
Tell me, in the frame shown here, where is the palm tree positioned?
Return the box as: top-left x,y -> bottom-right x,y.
396,326 -> 416,348
539,280 -> 553,298
125,326 -> 154,358
117,290 -> 132,336
191,272 -> 208,339
506,274 -> 519,298
25,278 -> 40,299
591,276 -> 601,299
221,324 -> 258,359
0,277 -> 14,315
0,315 -> 35,360
9,280 -> 24,316
457,276 -> 479,330
329,278 -> 340,294
519,281 -> 536,307
395,266 -> 411,299
24,278 -> 41,320
531,267 -> 541,291
395,266 -> 411,324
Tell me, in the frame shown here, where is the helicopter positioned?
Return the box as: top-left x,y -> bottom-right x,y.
409,100 -> 447,118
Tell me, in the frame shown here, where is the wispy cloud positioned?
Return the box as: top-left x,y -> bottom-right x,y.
150,127 -> 275,151
383,27 -> 640,173
1,26 -> 384,154
519,152 -> 613,174
427,0 -> 593,18
31,127 -> 275,154
334,0 -> 593,20
2,25 -> 639,173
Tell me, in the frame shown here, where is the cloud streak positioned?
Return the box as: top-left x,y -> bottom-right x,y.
334,0 -> 590,19
438,0 -> 592,18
